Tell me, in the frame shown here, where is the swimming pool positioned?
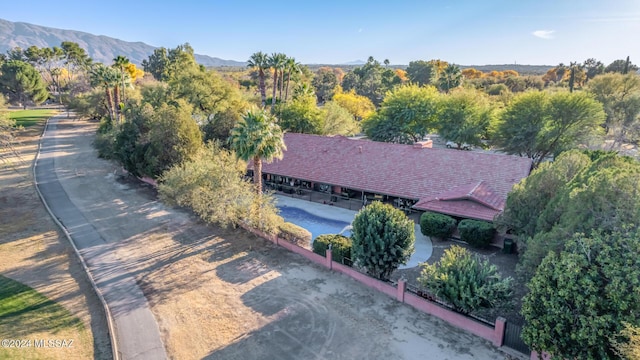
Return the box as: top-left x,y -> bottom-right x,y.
278,205 -> 352,240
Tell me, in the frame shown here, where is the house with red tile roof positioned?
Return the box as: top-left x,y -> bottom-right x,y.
250,133 -> 532,222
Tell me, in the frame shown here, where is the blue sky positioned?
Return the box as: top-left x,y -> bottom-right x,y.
4,0 -> 640,65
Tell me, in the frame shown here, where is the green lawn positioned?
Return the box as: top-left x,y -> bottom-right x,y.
9,109 -> 59,127
0,276 -> 88,359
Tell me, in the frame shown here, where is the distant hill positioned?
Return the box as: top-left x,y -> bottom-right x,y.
0,18 -> 245,67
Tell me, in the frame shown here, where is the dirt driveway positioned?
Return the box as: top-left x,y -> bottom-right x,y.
53,117 -> 509,360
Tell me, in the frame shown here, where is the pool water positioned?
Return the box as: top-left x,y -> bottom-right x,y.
278,206 -> 351,240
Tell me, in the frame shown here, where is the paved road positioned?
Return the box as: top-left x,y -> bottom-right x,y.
35,115 -> 167,360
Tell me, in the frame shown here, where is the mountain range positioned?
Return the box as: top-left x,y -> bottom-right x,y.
0,18 -> 552,74
0,18 -> 246,67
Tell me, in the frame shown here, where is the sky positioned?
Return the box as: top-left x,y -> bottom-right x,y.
3,0 -> 640,66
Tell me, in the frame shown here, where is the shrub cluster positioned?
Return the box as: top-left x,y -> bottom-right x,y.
278,222 -> 312,248
458,219 -> 495,248
419,212 -> 457,239
312,234 -> 352,265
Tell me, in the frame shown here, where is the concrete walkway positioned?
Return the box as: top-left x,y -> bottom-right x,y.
275,195 -> 433,268
35,115 -> 167,360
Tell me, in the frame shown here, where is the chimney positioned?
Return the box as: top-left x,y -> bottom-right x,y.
413,140 -> 433,149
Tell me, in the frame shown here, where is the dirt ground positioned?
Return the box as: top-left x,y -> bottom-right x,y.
49,116 -> 514,359
0,121 -> 111,359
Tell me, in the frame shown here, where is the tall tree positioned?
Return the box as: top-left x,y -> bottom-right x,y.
522,230 -> 640,360
332,87 -> 375,120
491,90 -> 605,168
438,64 -> 462,93
269,53 -> 287,110
229,109 -> 286,194
437,89 -> 494,149
284,57 -> 300,102
587,73 -> 640,146
351,202 -> 415,280
362,84 -> 440,143
0,60 -> 49,108
89,64 -> 119,121
407,60 -> 436,85
113,55 -> 131,105
312,67 -> 338,103
583,58 -> 605,81
606,58 -> 638,74
247,51 -> 269,108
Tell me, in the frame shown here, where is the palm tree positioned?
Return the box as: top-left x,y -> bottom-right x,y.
90,64 -> 119,122
438,64 -> 462,93
284,57 -> 301,102
230,109 -> 286,194
113,55 -> 130,102
247,52 -> 269,108
269,53 -> 287,110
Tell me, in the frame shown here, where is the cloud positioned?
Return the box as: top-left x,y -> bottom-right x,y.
532,30 -> 555,39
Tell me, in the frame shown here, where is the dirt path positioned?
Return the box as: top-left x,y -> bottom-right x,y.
52,116 -> 510,360
0,119 -> 111,359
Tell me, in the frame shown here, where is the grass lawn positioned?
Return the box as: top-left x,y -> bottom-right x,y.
9,109 -> 59,127
0,275 -> 90,359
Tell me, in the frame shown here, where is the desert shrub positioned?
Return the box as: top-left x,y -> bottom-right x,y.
458,219 -> 495,248
420,245 -> 512,314
313,234 -> 352,265
159,142 -> 281,232
419,212 -> 457,239
278,222 -> 312,248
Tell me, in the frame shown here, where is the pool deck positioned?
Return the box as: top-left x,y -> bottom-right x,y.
275,195 -> 432,269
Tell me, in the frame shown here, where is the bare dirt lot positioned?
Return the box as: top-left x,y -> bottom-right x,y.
51,117 -> 510,359
0,120 -> 111,360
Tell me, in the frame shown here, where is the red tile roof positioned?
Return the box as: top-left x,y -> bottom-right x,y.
252,133 -> 532,221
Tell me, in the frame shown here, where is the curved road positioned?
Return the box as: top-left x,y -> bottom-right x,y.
35,114 -> 167,360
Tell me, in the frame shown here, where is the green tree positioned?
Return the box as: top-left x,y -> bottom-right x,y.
419,245 -> 512,314
491,90 -> 605,168
169,66 -> 247,142
437,89 -> 494,148
496,150 -> 592,239
588,73 -> 640,145
89,64 -> 120,121
582,58 -> 605,81
229,109 -> 286,194
605,58 -> 638,74
405,60 -> 436,86
112,55 -> 131,106
351,201 -> 415,280
0,96 -> 17,163
247,51 -> 270,107
341,56 -> 394,106
438,64 -> 462,93
0,60 -> 49,108
321,101 -> 359,136
363,84 -> 440,143
276,94 -> 323,134
516,152 -> 640,278
522,230 -> 640,360
283,57 -> 301,102
141,43 -> 197,82
269,52 -> 287,110
312,67 -> 339,103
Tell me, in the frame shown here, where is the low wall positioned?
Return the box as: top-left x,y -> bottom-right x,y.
332,262 -> 397,298
241,224 -> 507,349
